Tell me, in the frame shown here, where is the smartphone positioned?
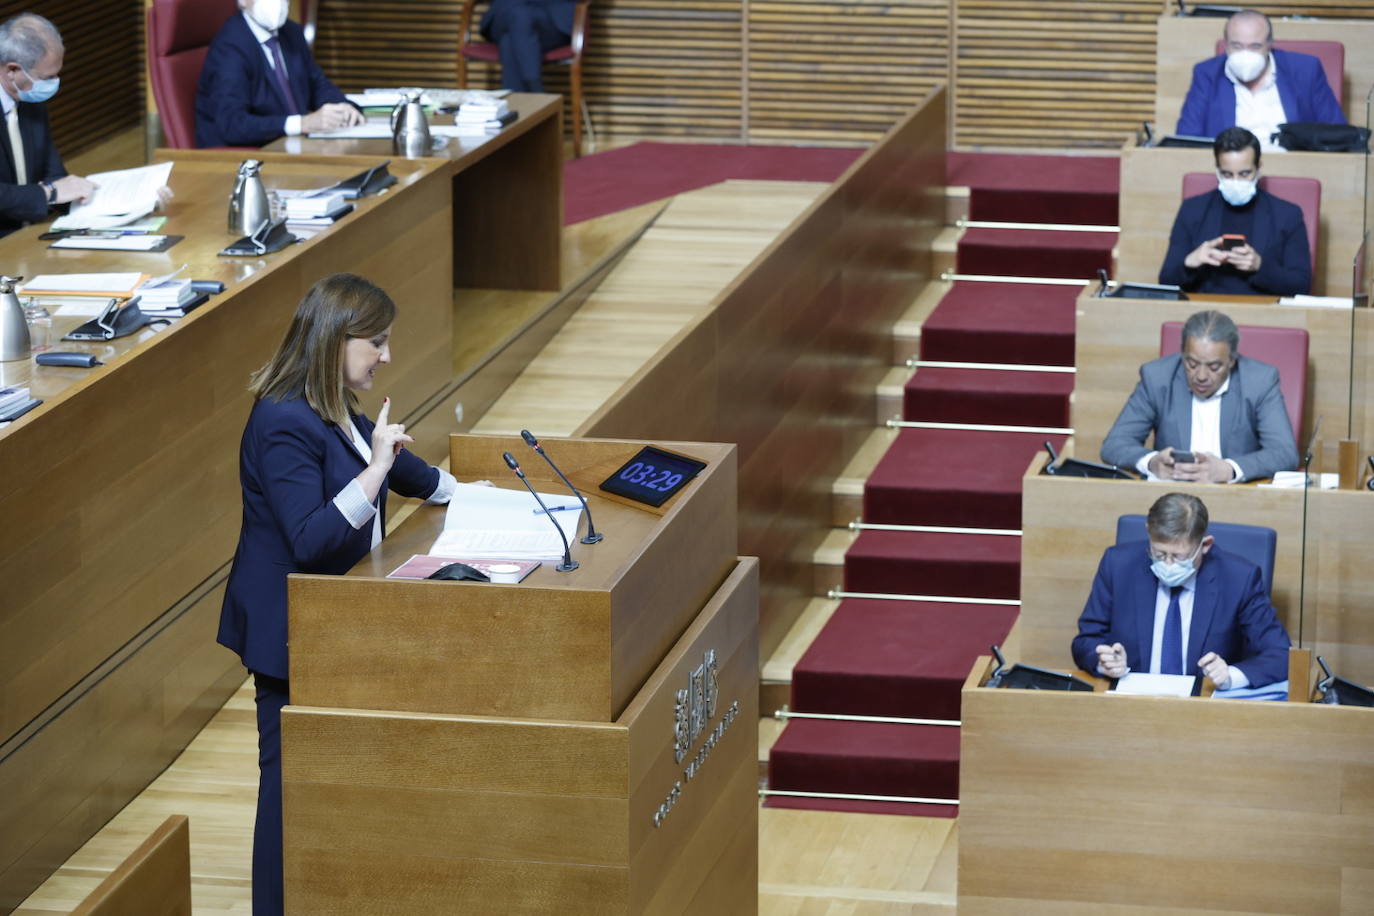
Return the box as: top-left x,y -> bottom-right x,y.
1219,234 -> 1246,251
1172,450 -> 1197,464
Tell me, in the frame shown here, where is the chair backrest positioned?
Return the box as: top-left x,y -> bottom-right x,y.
1181,172 -> 1320,274
1211,39 -> 1345,106
146,0 -> 238,148
1158,320 -> 1307,444
1115,514 -> 1277,598
71,815 -> 191,916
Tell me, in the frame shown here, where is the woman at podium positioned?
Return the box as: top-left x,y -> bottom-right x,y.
218,272 -> 457,915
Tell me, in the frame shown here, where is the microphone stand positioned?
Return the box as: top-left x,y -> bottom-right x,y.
521,429 -> 603,544
502,452 -> 578,572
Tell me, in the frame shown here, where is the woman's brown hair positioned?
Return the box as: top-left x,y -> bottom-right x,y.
249,273 -> 396,426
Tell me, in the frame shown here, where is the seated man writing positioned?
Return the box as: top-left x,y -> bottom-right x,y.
1158,127 -> 1311,296
1176,8 -> 1344,147
1100,309 -> 1297,483
195,0 -> 362,148
1072,492 -> 1290,690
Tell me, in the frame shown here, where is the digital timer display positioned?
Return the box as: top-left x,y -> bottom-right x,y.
599,446 -> 707,508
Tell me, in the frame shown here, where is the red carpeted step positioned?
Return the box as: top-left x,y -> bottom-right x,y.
767,719 -> 960,812
843,530 -> 1020,599
903,367 -> 1072,428
791,598 -> 1019,721
947,151 -> 1119,195
863,429 -> 1065,529
918,282 -> 1078,366
956,227 -> 1115,279
969,187 -> 1118,226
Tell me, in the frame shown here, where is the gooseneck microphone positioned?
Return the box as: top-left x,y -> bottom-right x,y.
521,429 -> 603,544
502,451 -> 578,572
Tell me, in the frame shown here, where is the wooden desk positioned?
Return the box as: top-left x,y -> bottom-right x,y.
1116,141 -> 1367,296
1154,15 -> 1374,132
264,93 -> 563,291
0,152 -> 453,911
959,656 -> 1374,914
1071,287 -> 1359,465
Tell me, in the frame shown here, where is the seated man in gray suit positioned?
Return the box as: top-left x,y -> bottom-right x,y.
1101,310 -> 1298,483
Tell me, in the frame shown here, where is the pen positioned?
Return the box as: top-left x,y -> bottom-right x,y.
533,505 -> 580,515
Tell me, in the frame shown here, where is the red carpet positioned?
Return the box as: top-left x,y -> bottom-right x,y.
918,282 -> 1078,367
790,599 -> 1020,720
766,151 -> 1114,817
563,141 -> 864,225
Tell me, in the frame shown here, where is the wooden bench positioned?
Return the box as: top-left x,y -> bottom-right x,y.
70,816 -> 191,916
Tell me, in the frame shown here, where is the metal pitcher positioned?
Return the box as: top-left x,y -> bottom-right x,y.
228,159 -> 271,236
0,275 -> 30,362
390,90 -> 431,157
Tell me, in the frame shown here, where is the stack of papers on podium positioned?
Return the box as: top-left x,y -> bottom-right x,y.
1111,673 -> 1195,697
19,272 -> 147,298
50,162 -> 173,231
429,482 -> 582,562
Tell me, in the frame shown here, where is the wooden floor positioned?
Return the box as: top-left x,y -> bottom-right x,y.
16,180 -> 957,915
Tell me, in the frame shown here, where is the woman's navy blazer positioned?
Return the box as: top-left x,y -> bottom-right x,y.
219,396 -> 439,679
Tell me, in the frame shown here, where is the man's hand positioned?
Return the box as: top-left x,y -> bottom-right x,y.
155,186 -> 174,209
1183,236 -> 1229,270
302,103 -> 364,133
1198,651 -> 1232,689
50,175 -> 97,205
1096,642 -> 1129,679
1224,243 -> 1262,274
1171,451 -> 1234,484
1147,447 -> 1184,480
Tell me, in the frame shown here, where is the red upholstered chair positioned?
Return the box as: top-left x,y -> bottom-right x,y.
1211,39 -> 1345,107
1159,320 -> 1308,444
457,0 -> 592,156
146,0 -> 238,148
1181,172 -> 1320,278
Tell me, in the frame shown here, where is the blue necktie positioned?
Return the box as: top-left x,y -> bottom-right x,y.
1161,585 -> 1184,675
265,36 -> 301,115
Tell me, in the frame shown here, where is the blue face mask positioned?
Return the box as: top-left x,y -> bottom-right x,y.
15,66 -> 59,103
1149,543 -> 1202,588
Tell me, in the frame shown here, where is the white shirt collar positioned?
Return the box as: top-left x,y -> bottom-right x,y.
242,10 -> 277,44
1224,51 -> 1277,92
0,87 -> 15,117
1192,373 -> 1231,404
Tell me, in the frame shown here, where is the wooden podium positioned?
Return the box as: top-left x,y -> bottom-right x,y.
280,435 -> 759,914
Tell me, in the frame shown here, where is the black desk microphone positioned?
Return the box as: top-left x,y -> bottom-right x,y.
521,429 -> 602,544
502,451 -> 578,572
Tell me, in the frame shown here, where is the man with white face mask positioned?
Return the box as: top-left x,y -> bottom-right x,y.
1072,492 -> 1290,690
196,0 -> 362,148
1158,127 -> 1311,296
0,12 -> 99,236
1176,9 -> 1344,144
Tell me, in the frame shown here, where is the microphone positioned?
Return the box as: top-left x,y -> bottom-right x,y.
520,429 -> 602,544
502,451 -> 578,572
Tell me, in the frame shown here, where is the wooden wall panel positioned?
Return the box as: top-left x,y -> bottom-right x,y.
746,0 -> 948,145
0,0 -> 143,158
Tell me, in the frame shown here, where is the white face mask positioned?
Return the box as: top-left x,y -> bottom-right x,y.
1149,543 -> 1203,588
1226,49 -> 1267,84
247,0 -> 289,32
1217,175 -> 1258,207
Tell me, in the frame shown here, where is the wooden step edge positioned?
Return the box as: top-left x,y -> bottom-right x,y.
760,595 -> 844,686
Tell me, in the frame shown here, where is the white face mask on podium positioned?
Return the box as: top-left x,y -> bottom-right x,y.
1225,49 -> 1267,84
246,0 -> 289,32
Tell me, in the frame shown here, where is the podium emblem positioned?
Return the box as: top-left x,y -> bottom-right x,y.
673,648 -> 720,764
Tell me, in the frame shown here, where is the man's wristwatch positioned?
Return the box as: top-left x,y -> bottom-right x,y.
40,181 -> 56,204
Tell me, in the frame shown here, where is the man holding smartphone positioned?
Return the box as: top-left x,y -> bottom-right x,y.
1100,310 -> 1298,483
1158,127 -> 1311,296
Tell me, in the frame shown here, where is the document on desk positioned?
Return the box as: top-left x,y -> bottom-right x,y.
51,162 -> 173,231
1112,673 -> 1195,697
306,122 -> 394,139
19,272 -> 148,298
429,482 -> 582,561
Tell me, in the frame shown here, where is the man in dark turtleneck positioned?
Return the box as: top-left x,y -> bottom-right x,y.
1158,126 -> 1311,296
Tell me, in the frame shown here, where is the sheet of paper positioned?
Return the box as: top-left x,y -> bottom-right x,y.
1112,673 -> 1195,697
51,162 -> 173,230
50,235 -> 166,251
429,482 -> 582,560
1213,680 -> 1288,701
19,272 -> 146,296
306,122 -> 394,139
1277,295 -> 1353,309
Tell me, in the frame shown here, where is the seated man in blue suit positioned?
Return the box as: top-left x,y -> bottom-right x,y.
1176,9 -> 1344,146
481,0 -> 576,92
1101,309 -> 1298,483
1072,492 -> 1290,690
1158,127 -> 1310,296
195,0 -> 362,148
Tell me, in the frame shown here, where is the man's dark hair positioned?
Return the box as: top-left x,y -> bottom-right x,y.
1213,126 -> 1262,169
1147,492 -> 1209,545
1181,309 -> 1240,358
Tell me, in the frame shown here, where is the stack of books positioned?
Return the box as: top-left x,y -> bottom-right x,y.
0,386 -> 40,422
283,192 -> 353,237
454,98 -> 517,133
137,276 -> 198,318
